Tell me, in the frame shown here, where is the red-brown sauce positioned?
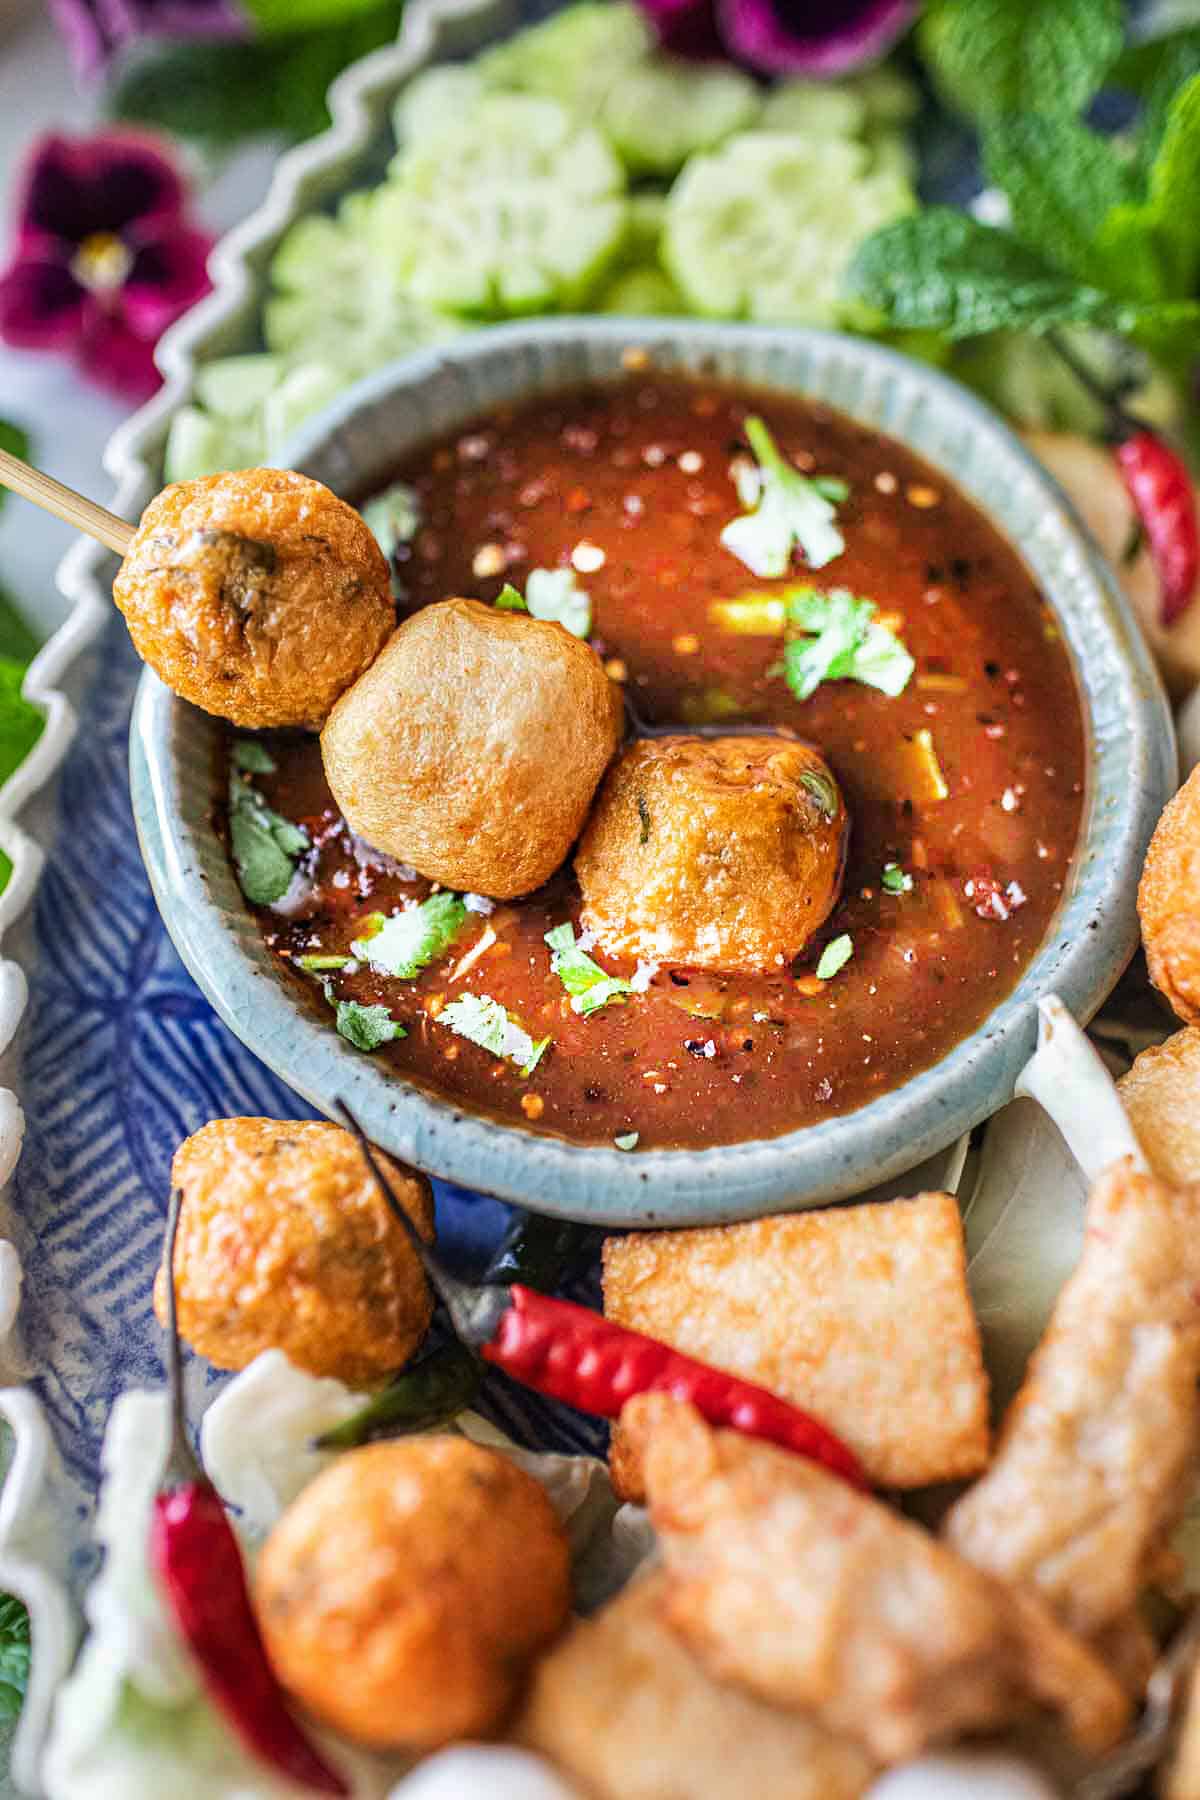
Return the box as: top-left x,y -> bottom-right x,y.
228,374 -> 1085,1149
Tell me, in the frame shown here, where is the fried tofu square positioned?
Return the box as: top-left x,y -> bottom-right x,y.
624,1394 -> 1130,1767
604,1191 -> 989,1498
513,1572 -> 876,1800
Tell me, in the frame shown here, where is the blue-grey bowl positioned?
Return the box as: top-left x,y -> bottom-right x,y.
128,318 -> 1175,1227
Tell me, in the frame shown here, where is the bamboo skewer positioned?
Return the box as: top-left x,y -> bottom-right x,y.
0,445 -> 134,557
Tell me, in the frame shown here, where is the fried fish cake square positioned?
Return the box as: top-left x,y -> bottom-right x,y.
604,1191 -> 989,1497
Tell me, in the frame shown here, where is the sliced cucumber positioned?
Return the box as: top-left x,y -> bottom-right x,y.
262,362 -> 345,460
164,406 -> 264,483
378,94 -> 627,316
758,81 -> 867,138
193,353 -> 285,421
477,1 -> 651,115
598,56 -> 760,177
663,131 -> 914,326
597,264 -> 686,315
393,64 -> 486,146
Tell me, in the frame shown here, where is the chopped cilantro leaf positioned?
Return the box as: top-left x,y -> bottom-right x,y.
0,1594 -> 29,1721
228,770 -> 308,906
352,893 -> 467,978
614,1131 -> 639,1151
335,999 -> 405,1052
493,568 -> 592,637
720,416 -> 846,578
882,863 -> 914,894
231,739 -> 276,774
816,934 -> 854,981
546,922 -> 633,1016
495,582 -> 527,610
781,587 -> 914,703
440,992 -> 550,1074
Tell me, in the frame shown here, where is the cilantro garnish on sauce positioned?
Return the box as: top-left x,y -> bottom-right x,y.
721,416 -> 847,578
440,993 -> 550,1075
816,934 -> 854,981
493,567 -> 592,638
882,862 -> 914,894
781,588 -> 914,702
228,746 -> 308,906
335,999 -> 406,1052
352,893 -> 467,977
546,922 -> 633,1016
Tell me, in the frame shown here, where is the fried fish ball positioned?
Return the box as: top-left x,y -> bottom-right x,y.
1139,765 -> 1200,1025
321,598 -> 623,898
256,1437 -> 571,1749
575,734 -> 848,973
152,1118 -> 434,1387
113,468 -> 394,728
1118,1028 -> 1200,1186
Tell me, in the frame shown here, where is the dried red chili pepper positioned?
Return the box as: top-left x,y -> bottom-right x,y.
336,1103 -> 867,1491
152,1188 -> 350,1797
1115,431 -> 1199,626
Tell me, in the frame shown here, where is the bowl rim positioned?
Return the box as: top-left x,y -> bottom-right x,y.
130,315 -> 1176,1227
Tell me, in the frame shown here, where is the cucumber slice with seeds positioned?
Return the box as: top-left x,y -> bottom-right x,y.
164,406 -> 264,483
377,94 -> 627,316
262,363 -> 344,461
758,81 -> 867,138
598,56 -> 759,177
393,64 -> 486,146
663,131 -> 914,326
194,354 -> 284,421
477,1 -> 651,114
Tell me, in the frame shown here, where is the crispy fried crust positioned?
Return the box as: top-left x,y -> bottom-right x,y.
1119,1028 -> 1200,1187
153,1117 -> 434,1386
575,734 -> 848,973
604,1193 -> 989,1497
113,469 -> 394,728
1140,767 -> 1200,1026
256,1436 -> 570,1750
1165,1658 -> 1200,1800
945,1162 -> 1200,1639
514,1572 -> 876,1800
625,1395 -> 1128,1765
321,598 -> 623,898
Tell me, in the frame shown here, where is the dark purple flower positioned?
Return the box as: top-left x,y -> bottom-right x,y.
0,132 -> 213,404
50,0 -> 245,79
637,0 -> 917,76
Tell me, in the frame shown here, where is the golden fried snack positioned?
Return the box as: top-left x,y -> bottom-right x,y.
113,469 -> 393,728
604,1193 -> 989,1499
945,1161 -> 1200,1639
153,1117 -> 433,1386
1025,432 -> 1200,700
624,1394 -> 1129,1764
1140,767 -> 1200,1025
256,1436 -> 570,1749
1119,1028 -> 1200,1186
576,734 -> 848,973
321,598 -> 622,898
1164,1656 -> 1200,1799
514,1572 -> 876,1800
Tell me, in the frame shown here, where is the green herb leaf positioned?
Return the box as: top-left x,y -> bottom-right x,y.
847,209 -> 1200,352
335,998 -> 405,1051
0,584 -> 40,665
440,992 -> 550,1074
721,417 -> 845,578
297,952 -> 350,972
882,862 -> 913,894
919,0 -> 1122,121
816,934 -> 854,981
614,1131 -> 639,1151
524,567 -> 592,639
0,422 -> 29,521
241,0 -> 386,31
361,481 -> 421,562
494,583 -> 528,611
0,657 -> 42,786
0,1594 -> 30,1722
1134,70 -> 1200,295
228,771 -> 308,906
231,739 -> 277,775
352,893 -> 467,978
1115,28 -> 1200,177
546,922 -> 633,1017
781,588 -> 914,703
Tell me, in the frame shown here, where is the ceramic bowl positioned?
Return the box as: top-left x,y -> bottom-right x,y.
129,317 -> 1175,1226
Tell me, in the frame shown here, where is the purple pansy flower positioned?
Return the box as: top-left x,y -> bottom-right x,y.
638,0 -> 917,75
0,131 -> 214,404
50,0 -> 244,78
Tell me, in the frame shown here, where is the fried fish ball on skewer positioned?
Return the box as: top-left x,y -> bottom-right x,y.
575,734 -> 848,974
152,1118 -> 434,1387
321,597 -> 623,899
1118,1027 -> 1200,1187
1139,765 -> 1200,1025
256,1437 -> 570,1750
622,1394 -> 1128,1764
113,468 -> 394,728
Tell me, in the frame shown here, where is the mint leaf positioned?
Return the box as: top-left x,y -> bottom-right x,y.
524,567 -> 592,639
0,1594 -> 29,1721
440,992 -> 550,1074
545,922 -> 632,1017
352,893 -> 467,978
228,771 -> 308,906
231,739 -> 276,775
335,998 -> 405,1051
721,418 -> 845,579
1116,29 -> 1200,176
816,934 -> 854,981
919,0 -> 1122,121
781,588 -> 914,703
847,210 -> 1200,350
1140,70 -> 1200,294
